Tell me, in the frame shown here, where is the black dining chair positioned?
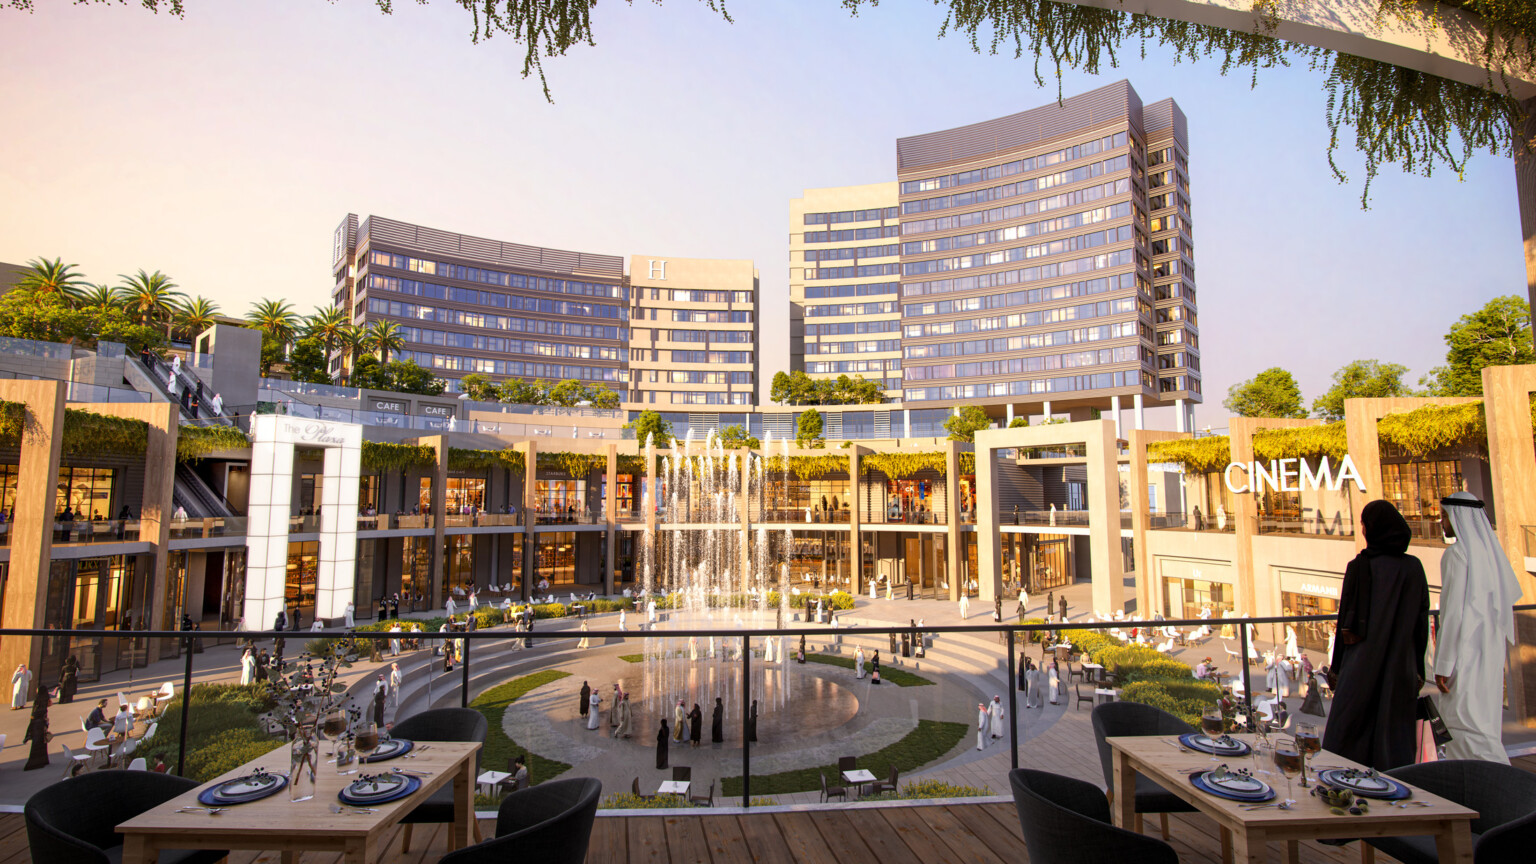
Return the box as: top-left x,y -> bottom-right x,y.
1075,682 -> 1095,710
1363,760 -> 1536,864
1010,768 -> 1177,864
820,771 -> 847,803
439,777 -> 602,864
390,708 -> 489,852
25,770 -> 230,864
1089,702 -> 1198,840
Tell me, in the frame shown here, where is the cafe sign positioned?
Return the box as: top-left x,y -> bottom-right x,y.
1223,455 -> 1365,495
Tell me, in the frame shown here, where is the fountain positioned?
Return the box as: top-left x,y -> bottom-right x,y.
637,429 -> 794,724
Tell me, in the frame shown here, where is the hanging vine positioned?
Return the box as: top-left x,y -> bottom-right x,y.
536,451 -> 606,478
762,453 -> 851,480
448,447 -> 525,473
616,453 -> 646,475
1252,423 -> 1349,464
861,451 -> 949,480
1146,436 -> 1233,474
1375,401 -> 1489,458
176,424 -> 252,462
361,441 -> 437,472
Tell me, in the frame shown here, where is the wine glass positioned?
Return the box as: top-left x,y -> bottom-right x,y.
1295,722 -> 1321,788
1200,704 -> 1224,739
1248,732 -> 1272,778
355,722 -> 380,766
1273,743 -> 1303,807
321,709 -> 347,761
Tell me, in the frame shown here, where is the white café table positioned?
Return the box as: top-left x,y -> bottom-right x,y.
842,769 -> 877,795
477,770 -> 510,796
658,780 -> 690,796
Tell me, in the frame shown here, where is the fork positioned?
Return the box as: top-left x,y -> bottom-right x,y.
330,804 -> 376,815
177,807 -> 226,814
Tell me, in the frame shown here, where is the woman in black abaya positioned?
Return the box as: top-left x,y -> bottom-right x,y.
710,697 -> 724,744
1321,500 -> 1429,770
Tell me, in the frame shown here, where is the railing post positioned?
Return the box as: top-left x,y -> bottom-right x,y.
1007,628 -> 1019,771
1240,620 -> 1253,723
742,634 -> 751,808
176,634 -> 194,777
461,633 -> 471,709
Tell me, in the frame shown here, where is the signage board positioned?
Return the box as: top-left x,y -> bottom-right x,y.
1224,455 -> 1365,495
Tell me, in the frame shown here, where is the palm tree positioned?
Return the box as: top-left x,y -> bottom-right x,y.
305,305 -> 348,355
245,298 -> 301,345
176,296 -> 221,340
116,270 -> 186,333
335,323 -> 366,383
364,320 -> 405,365
18,257 -> 88,302
78,284 -> 115,309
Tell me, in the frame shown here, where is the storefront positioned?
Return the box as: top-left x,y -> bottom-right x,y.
1278,569 -> 1342,654
39,555 -> 147,684
1158,557 -> 1235,619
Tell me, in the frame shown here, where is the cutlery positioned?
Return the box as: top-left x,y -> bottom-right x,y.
1394,801 -> 1430,808
390,768 -> 432,776
177,807 -> 226,814
330,804 -> 377,815
1241,802 -> 1289,811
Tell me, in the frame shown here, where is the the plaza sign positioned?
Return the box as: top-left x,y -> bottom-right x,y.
1223,455 -> 1365,495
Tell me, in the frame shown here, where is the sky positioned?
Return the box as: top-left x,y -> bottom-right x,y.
0,0 -> 1524,429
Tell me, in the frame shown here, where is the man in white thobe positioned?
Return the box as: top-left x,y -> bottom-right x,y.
989,695 -> 1007,740
976,703 -> 989,750
855,646 -> 866,679
1436,491 -> 1521,764
10,664 -> 30,709
445,596 -> 457,618
344,601 -> 355,629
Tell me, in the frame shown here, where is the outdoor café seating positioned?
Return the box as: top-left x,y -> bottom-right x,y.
439,777 -> 602,864
25,771 -> 229,864
1365,760 -> 1536,864
391,708 -> 489,852
1009,768 -> 1177,864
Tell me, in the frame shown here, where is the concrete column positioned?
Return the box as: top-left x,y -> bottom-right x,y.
944,441 -> 962,602
1176,397 -> 1188,433
1005,404 -> 1014,426
425,436 -> 448,607
903,409 -> 911,438
1111,395 -> 1122,441
1481,365 -> 1536,728
520,441 -> 537,601
1041,401 -> 1051,423
1128,428 -> 1185,617
604,444 -> 617,596
0,380 -> 65,688
1082,419 -> 1125,616
975,433 -> 1002,607
848,447 -> 863,596
1134,393 -> 1145,431
645,447 -> 658,594
738,447 -> 751,594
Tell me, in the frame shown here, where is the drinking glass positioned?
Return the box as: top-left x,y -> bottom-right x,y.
1295,722 -> 1321,788
321,709 -> 347,761
1200,704 -> 1225,740
1248,733 -> 1272,778
355,722 -> 380,765
1273,743 -> 1303,806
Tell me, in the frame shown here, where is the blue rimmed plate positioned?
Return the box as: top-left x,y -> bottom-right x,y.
360,738 -> 414,763
1189,770 -> 1275,802
339,773 -> 421,806
1316,769 -> 1411,800
198,772 -> 288,806
1180,733 -> 1251,756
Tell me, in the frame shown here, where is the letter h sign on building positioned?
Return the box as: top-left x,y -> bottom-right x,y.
1223,455 -> 1365,495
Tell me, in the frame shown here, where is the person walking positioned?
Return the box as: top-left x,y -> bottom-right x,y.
10,663 -> 31,710
587,689 -> 602,731
1058,595 -> 1068,621
57,655 -> 79,704
958,592 -> 970,620
976,703 -> 989,751
747,700 -> 758,743
673,700 -> 687,742
711,697 -> 724,744
1048,659 -> 1061,705
1321,500 -> 1429,771
688,703 -> 702,748
579,681 -> 591,719
389,662 -> 402,709
854,645 -> 866,679
656,719 -> 670,769
239,648 -> 256,686
1435,491 -> 1522,763
989,695 -> 1007,740
372,675 -> 387,727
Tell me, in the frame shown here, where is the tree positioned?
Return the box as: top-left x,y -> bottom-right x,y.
1313,359 -> 1415,422
0,288 -> 164,354
717,424 -> 760,449
1223,367 -> 1307,418
458,373 -> 503,402
1008,416 -> 1029,428
305,305 -> 349,356
258,332 -> 286,377
627,410 -> 673,449
286,337 -> 331,385
769,369 -> 884,405
364,320 -> 405,364
795,408 -> 823,448
335,323 -> 365,383
547,379 -> 589,407
246,298 -> 300,345
117,269 -> 185,333
1421,295 -> 1535,397
175,296 -> 220,341
78,284 -> 114,309
944,405 -> 992,442
501,378 -> 549,405
349,356 -> 445,395
16,257 -> 87,301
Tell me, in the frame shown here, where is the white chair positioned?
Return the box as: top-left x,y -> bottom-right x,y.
117,692 -> 130,713
79,715 -> 91,734
60,743 -> 91,778
135,696 -> 154,716
83,727 -> 111,767
155,682 -> 174,707
127,757 -> 148,771
140,722 -> 158,745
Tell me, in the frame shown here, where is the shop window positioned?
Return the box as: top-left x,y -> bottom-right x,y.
56,467 -> 115,520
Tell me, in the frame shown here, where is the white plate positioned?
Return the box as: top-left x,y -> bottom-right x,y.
345,775 -> 408,799
1208,772 -> 1266,794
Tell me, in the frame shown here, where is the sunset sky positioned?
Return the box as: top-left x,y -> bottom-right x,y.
0,0 -> 1522,427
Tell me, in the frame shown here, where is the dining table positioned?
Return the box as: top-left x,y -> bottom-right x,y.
1106,734 -> 1477,863
117,740 -> 481,864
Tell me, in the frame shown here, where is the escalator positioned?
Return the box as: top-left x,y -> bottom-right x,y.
173,462 -> 235,518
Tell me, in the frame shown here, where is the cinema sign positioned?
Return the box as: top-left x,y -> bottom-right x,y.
1223,455 -> 1365,495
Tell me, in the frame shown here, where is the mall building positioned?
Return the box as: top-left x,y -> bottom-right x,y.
791,79 -> 1201,436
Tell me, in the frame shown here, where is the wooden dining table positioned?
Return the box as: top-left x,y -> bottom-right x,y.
117,740 -> 480,864
1106,735 -> 1477,863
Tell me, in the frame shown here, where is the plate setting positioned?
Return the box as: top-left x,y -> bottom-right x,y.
359,738 -> 415,763
338,772 -> 422,806
1316,768 -> 1412,801
1179,732 -> 1252,756
197,769 -> 289,806
1188,765 -> 1275,802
